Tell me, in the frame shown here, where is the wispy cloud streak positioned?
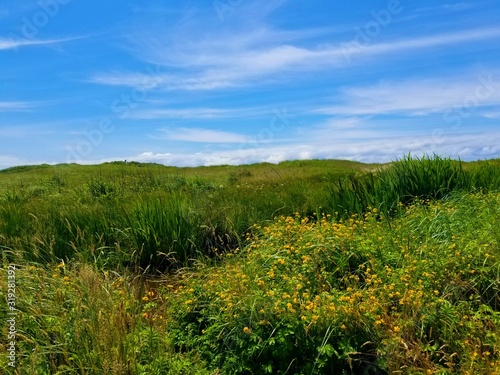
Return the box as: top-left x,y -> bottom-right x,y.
316,72 -> 500,116
0,101 -> 39,112
158,127 -> 250,143
90,27 -> 500,91
0,37 -> 78,50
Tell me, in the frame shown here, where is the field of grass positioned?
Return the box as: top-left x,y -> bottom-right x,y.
1,155 -> 500,374
0,159 -> 374,271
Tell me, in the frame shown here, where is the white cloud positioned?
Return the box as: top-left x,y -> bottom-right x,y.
414,3 -> 480,13
91,26 -> 500,92
481,111 -> 500,119
292,117 -> 388,143
316,72 -> 500,116
0,37 -> 78,51
127,130 -> 500,167
158,127 -> 250,143
0,101 -> 37,112
128,104 -> 281,120
130,107 -> 252,120
340,27 -> 500,63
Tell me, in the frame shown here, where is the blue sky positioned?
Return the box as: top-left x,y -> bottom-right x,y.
1,0 -> 500,169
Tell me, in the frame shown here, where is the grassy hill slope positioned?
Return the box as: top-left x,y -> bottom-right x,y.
1,156 -> 500,374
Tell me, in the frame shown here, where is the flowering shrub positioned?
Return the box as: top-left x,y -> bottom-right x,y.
167,192 -> 500,374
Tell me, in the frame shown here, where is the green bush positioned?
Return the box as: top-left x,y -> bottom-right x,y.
167,191 -> 500,374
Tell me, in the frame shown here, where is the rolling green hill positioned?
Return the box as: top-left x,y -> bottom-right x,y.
1,156 -> 500,374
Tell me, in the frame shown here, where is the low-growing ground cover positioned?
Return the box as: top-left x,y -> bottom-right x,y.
166,191 -> 500,374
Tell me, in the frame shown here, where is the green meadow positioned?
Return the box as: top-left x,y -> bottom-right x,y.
1,155 -> 500,374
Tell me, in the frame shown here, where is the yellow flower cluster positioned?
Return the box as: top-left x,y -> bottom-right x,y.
162,192 -> 500,374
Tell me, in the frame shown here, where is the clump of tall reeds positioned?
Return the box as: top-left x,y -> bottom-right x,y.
327,154 -> 481,218
124,194 -> 203,271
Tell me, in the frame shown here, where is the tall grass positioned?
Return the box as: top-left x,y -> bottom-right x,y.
1,158 -> 500,374
327,154 -> 499,218
0,262 -> 212,374
0,161 -> 343,270
468,159 -> 500,191
0,156 -> 498,272
124,194 -> 202,271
